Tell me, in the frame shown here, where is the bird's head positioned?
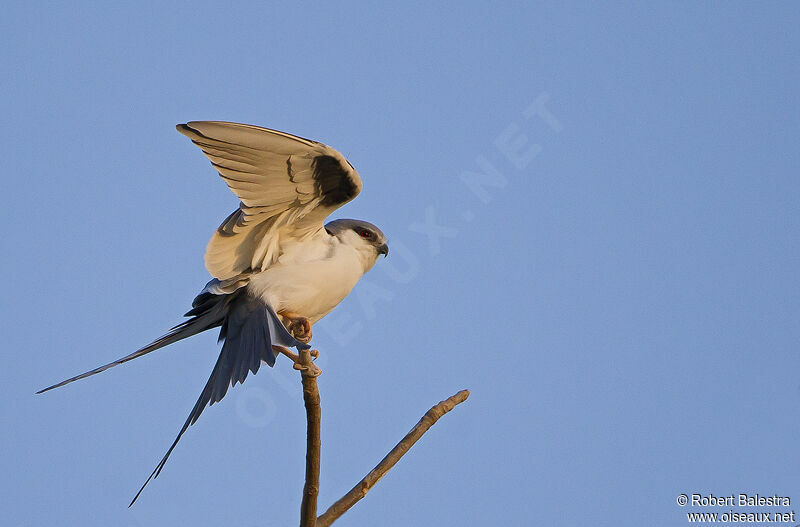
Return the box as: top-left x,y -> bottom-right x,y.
325,219 -> 388,271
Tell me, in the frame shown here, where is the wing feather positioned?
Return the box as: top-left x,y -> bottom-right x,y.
177,121 -> 362,280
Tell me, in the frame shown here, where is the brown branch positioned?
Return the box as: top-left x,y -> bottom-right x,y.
298,348 -> 321,527
316,389 -> 471,527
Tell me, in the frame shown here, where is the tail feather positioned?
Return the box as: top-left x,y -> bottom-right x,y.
36,292 -> 239,394
37,284 -> 310,506
129,297 -> 307,506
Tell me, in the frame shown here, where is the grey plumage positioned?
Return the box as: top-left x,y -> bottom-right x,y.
37,292 -> 234,394
325,218 -> 388,255
128,292 -> 306,506
39,288 -> 308,506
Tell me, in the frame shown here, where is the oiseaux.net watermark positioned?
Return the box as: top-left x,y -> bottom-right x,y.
677,493 -> 796,524
233,91 -> 564,429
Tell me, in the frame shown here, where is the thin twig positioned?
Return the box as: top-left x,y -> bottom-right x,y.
316,389 -> 470,527
299,349 -> 321,527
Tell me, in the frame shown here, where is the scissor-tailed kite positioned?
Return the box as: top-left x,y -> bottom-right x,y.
38,121 -> 388,505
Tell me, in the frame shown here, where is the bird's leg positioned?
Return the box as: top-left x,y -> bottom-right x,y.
278,311 -> 313,343
271,345 -> 319,362
272,345 -> 322,377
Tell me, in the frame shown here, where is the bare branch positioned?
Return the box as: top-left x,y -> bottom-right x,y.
316,389 -> 470,527
299,349 -> 321,527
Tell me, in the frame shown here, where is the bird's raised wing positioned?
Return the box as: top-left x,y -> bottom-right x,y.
177,121 -> 362,280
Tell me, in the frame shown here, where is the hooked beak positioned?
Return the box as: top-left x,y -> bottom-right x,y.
377,243 -> 389,257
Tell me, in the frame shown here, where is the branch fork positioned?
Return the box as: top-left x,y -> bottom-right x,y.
292,345 -> 469,527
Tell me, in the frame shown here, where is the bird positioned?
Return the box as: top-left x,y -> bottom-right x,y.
37,121 -> 389,505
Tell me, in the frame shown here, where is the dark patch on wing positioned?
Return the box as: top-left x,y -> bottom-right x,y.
313,155 -> 359,207
286,156 -> 296,181
215,208 -> 245,237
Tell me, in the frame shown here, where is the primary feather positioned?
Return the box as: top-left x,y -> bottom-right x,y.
176,121 -> 362,280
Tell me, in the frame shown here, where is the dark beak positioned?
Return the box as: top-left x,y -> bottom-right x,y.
377,243 -> 389,257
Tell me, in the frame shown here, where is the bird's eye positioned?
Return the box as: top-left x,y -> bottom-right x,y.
359,230 -> 372,238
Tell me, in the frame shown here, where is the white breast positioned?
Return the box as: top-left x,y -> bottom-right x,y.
246,234 -> 365,323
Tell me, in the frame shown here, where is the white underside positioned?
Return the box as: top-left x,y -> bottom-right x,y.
245,230 -> 370,323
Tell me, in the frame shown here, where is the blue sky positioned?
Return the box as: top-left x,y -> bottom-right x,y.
2,2 -> 799,526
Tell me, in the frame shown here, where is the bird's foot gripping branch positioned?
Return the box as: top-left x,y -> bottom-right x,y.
274,345 -> 323,377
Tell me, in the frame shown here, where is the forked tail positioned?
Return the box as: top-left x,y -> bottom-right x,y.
37,289 -> 309,506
